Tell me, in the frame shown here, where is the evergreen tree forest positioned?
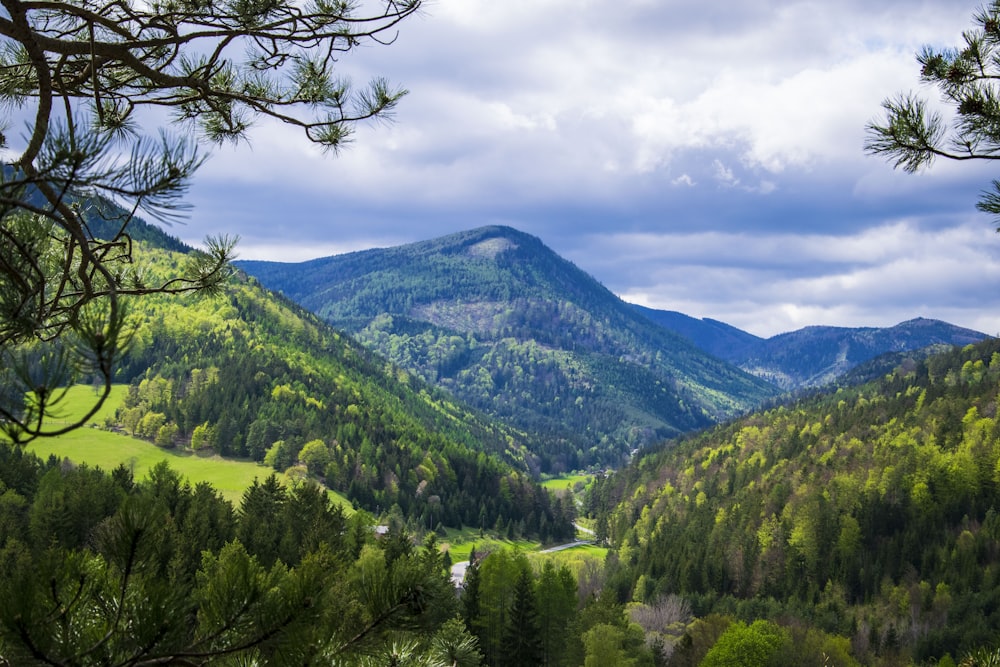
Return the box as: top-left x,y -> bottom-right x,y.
459,546 -> 658,667
0,446 -> 471,665
588,338 -> 1000,665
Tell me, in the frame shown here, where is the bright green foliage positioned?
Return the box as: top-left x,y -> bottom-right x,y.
669,614 -> 733,667
561,593 -> 654,667
699,620 -> 787,667
774,625 -> 860,667
299,438 -> 331,476
90,243 -> 575,539
594,338 -> 1000,664
583,624 -> 639,667
0,0 -> 419,441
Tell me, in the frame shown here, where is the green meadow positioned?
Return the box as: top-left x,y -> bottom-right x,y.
539,473 -> 592,494
23,384 -> 352,509
438,526 -> 541,563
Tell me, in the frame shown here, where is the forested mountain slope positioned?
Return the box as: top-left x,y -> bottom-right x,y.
589,338 -> 1000,664
96,242 -> 575,539
237,226 -> 780,471
633,305 -> 988,390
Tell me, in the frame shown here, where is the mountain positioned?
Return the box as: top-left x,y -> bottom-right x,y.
631,305 -> 989,390
48,225 -> 577,539
236,226 -> 781,472
589,337 -> 1000,663
745,318 -> 989,389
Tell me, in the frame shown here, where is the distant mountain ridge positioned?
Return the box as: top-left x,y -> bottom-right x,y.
630,306 -> 989,390
628,305 -> 764,362
237,226 -> 781,471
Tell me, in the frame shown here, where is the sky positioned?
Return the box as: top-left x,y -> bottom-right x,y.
174,0 -> 1000,338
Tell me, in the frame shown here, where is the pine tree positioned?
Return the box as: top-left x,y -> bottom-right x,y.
499,568 -> 543,667
0,0 -> 419,440
866,0 -> 1000,227
535,560 -> 578,667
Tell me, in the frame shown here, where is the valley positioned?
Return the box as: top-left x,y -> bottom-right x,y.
2,219 -> 997,666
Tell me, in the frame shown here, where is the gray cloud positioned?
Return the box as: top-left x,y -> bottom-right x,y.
174,0 -> 996,338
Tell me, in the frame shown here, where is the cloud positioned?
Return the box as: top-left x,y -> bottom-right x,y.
168,0 -> 1000,340
603,220 -> 1000,337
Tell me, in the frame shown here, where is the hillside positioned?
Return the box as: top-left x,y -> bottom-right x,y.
237,226 -> 781,471
59,239 -> 576,540
632,305 -> 989,390
588,338 -> 1000,664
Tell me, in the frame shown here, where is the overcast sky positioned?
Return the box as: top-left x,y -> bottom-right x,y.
176,0 -> 1000,338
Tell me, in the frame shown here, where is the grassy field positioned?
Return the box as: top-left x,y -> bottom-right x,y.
540,473 -> 592,493
437,526 -> 544,563
22,384 -> 352,509
44,383 -> 131,427
437,523 -> 608,567
542,543 -> 608,559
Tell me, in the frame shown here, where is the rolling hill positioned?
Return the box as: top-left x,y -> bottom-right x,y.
11,209 -> 577,539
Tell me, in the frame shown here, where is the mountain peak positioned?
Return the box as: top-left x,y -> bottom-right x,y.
237,226 -> 779,470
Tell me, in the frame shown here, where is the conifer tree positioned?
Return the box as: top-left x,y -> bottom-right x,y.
0,0 -> 419,440
866,0 -> 1000,227
499,567 -> 544,667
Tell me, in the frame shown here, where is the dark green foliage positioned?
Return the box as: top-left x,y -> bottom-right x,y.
500,568 -> 543,667
535,559 -> 578,666
866,0 -> 1000,225
459,548 -> 646,667
596,338 -> 1000,663
0,448 -> 459,665
237,225 -> 780,470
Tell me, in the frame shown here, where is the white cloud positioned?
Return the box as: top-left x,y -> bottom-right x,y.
182,0 -> 983,222
233,239 -> 396,263
712,160 -> 739,186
